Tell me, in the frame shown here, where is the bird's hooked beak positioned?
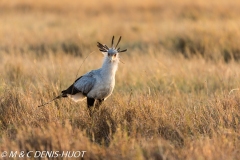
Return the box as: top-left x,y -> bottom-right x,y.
110,56 -> 114,62
108,53 -> 118,62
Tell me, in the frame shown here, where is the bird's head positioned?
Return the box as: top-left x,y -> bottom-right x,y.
97,36 -> 127,62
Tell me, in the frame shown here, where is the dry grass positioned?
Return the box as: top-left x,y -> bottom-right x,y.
0,0 -> 240,159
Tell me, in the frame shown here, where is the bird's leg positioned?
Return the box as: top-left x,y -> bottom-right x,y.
87,97 -> 96,116
95,99 -> 104,109
87,98 -> 104,116
87,97 -> 95,108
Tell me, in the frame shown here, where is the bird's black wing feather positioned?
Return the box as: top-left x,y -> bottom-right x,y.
61,84 -> 81,97
61,74 -> 95,97
74,76 -> 82,82
73,71 -> 96,95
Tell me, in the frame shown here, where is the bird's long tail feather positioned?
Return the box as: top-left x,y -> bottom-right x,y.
38,94 -> 63,107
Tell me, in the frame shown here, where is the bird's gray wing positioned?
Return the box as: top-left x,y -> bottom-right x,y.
73,72 -> 96,95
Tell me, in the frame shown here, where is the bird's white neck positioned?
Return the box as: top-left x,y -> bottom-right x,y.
101,56 -> 119,79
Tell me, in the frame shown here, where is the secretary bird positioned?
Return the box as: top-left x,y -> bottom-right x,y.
39,36 -> 127,115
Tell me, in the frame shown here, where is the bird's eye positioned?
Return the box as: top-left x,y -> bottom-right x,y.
108,53 -> 110,56
113,54 -> 116,57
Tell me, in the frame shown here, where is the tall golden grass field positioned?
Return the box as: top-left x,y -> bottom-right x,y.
0,0 -> 240,159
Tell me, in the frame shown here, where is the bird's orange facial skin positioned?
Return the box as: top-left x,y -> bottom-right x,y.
107,53 -> 119,62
